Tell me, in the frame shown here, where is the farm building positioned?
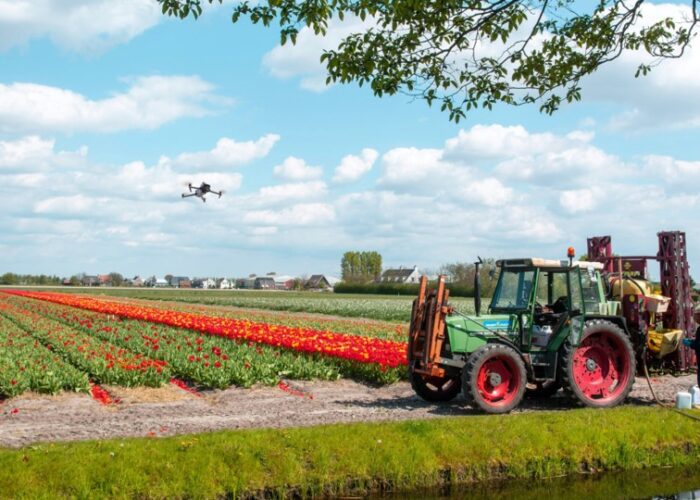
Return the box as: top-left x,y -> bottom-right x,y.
169,276 -> 191,288
305,275 -> 332,290
379,266 -> 421,284
81,275 -> 99,287
254,277 -> 276,289
273,275 -> 297,290
219,278 -> 232,289
154,277 -> 169,288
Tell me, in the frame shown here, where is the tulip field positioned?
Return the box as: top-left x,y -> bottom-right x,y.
0,289 -> 411,399
56,287 -> 477,322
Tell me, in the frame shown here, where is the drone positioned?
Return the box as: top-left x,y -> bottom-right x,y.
181,182 -> 223,203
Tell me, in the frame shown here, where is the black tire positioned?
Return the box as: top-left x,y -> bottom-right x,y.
462,344 -> 527,414
525,380 -> 561,399
559,319 -> 636,408
409,370 -> 461,402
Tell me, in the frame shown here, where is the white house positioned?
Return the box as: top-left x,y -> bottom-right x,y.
219,278 -> 231,289
154,277 -> 169,288
379,265 -> 421,284
201,278 -> 217,289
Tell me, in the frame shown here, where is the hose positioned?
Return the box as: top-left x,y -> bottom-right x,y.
642,354 -> 700,422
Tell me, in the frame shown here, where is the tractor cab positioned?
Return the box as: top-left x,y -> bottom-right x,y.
490,258 -> 607,353
408,257 -> 635,414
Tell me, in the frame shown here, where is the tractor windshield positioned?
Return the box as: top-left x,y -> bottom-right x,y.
491,269 -> 535,310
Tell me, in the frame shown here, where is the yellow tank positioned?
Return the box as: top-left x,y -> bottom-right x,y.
647,329 -> 683,358
610,277 -> 652,298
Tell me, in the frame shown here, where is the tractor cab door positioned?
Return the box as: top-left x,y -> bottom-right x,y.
531,268 -> 585,350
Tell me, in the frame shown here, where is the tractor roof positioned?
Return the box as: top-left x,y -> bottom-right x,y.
497,258 -> 604,270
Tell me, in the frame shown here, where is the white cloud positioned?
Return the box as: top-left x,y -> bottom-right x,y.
34,194 -> 96,215
244,203 -> 335,226
559,189 -> 599,214
444,124 -> 583,160
642,155 -> 700,184
462,178 -> 513,207
3,123 -> 700,276
172,134 -> 280,170
255,181 -> 328,206
0,136 -> 87,170
273,156 -> 323,181
262,16 -> 374,92
332,148 -> 378,183
0,0 -> 161,52
0,76 -> 226,134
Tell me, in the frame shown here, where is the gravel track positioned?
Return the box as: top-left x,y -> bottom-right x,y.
0,375 -> 695,449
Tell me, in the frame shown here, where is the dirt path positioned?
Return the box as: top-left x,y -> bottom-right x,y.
1,375 -> 695,449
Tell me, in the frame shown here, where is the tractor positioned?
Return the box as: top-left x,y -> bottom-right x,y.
408,257 -> 634,413
408,231 -> 696,414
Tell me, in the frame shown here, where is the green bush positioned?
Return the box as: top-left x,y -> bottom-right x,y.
334,282 -> 475,298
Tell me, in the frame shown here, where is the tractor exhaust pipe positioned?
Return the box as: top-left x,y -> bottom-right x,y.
474,256 -> 483,316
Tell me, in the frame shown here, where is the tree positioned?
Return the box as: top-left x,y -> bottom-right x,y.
159,1 -> 698,122
341,251 -> 382,283
440,258 -> 499,296
0,273 -> 18,285
108,272 -> 125,287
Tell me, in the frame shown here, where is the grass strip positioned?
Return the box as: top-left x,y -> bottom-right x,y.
1,406 -> 699,498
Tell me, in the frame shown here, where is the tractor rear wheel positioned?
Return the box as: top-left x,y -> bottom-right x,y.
409,370 -> 461,402
462,344 -> 526,414
559,320 -> 635,408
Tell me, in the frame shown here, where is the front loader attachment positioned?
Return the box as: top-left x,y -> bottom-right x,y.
408,275 -> 452,378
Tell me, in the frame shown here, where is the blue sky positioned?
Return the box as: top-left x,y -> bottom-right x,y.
1,1 -> 699,279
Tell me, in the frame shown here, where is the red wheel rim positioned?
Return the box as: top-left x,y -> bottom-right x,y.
476,355 -> 521,407
572,332 -> 631,403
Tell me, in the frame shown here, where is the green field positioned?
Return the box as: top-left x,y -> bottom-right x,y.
50,287 -> 479,322
1,406 -> 699,499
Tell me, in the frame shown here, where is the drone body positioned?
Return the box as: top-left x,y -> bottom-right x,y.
181,182 -> 223,202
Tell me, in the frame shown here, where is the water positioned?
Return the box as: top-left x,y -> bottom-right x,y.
375,466 -> 700,499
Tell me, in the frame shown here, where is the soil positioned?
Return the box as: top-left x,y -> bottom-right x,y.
0,374 -> 696,449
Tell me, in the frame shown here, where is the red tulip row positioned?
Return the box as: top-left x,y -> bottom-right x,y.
3,294 -> 351,388
0,299 -> 170,387
4,290 -> 409,368
0,314 -> 90,397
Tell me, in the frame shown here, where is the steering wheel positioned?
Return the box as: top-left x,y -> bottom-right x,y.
551,296 -> 568,314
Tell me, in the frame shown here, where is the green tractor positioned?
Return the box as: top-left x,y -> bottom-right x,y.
408,257 -> 637,413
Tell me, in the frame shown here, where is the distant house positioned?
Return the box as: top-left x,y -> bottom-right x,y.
154,277 -> 169,288
82,275 -> 99,287
62,278 -> 72,286
305,275 -> 332,290
379,266 -> 421,284
254,277 -> 276,290
132,276 -> 144,287
273,275 -> 296,290
98,274 -> 111,286
219,278 -> 232,289
169,276 -> 190,288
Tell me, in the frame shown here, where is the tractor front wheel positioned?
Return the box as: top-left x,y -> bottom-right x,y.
462,344 -> 526,414
409,370 -> 461,402
559,320 -> 636,408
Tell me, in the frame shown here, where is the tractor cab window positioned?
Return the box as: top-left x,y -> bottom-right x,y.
492,269 -> 535,310
581,268 -> 603,314
535,271 -> 569,312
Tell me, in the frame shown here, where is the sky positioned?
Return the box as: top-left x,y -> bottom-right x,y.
1,1 -> 699,279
